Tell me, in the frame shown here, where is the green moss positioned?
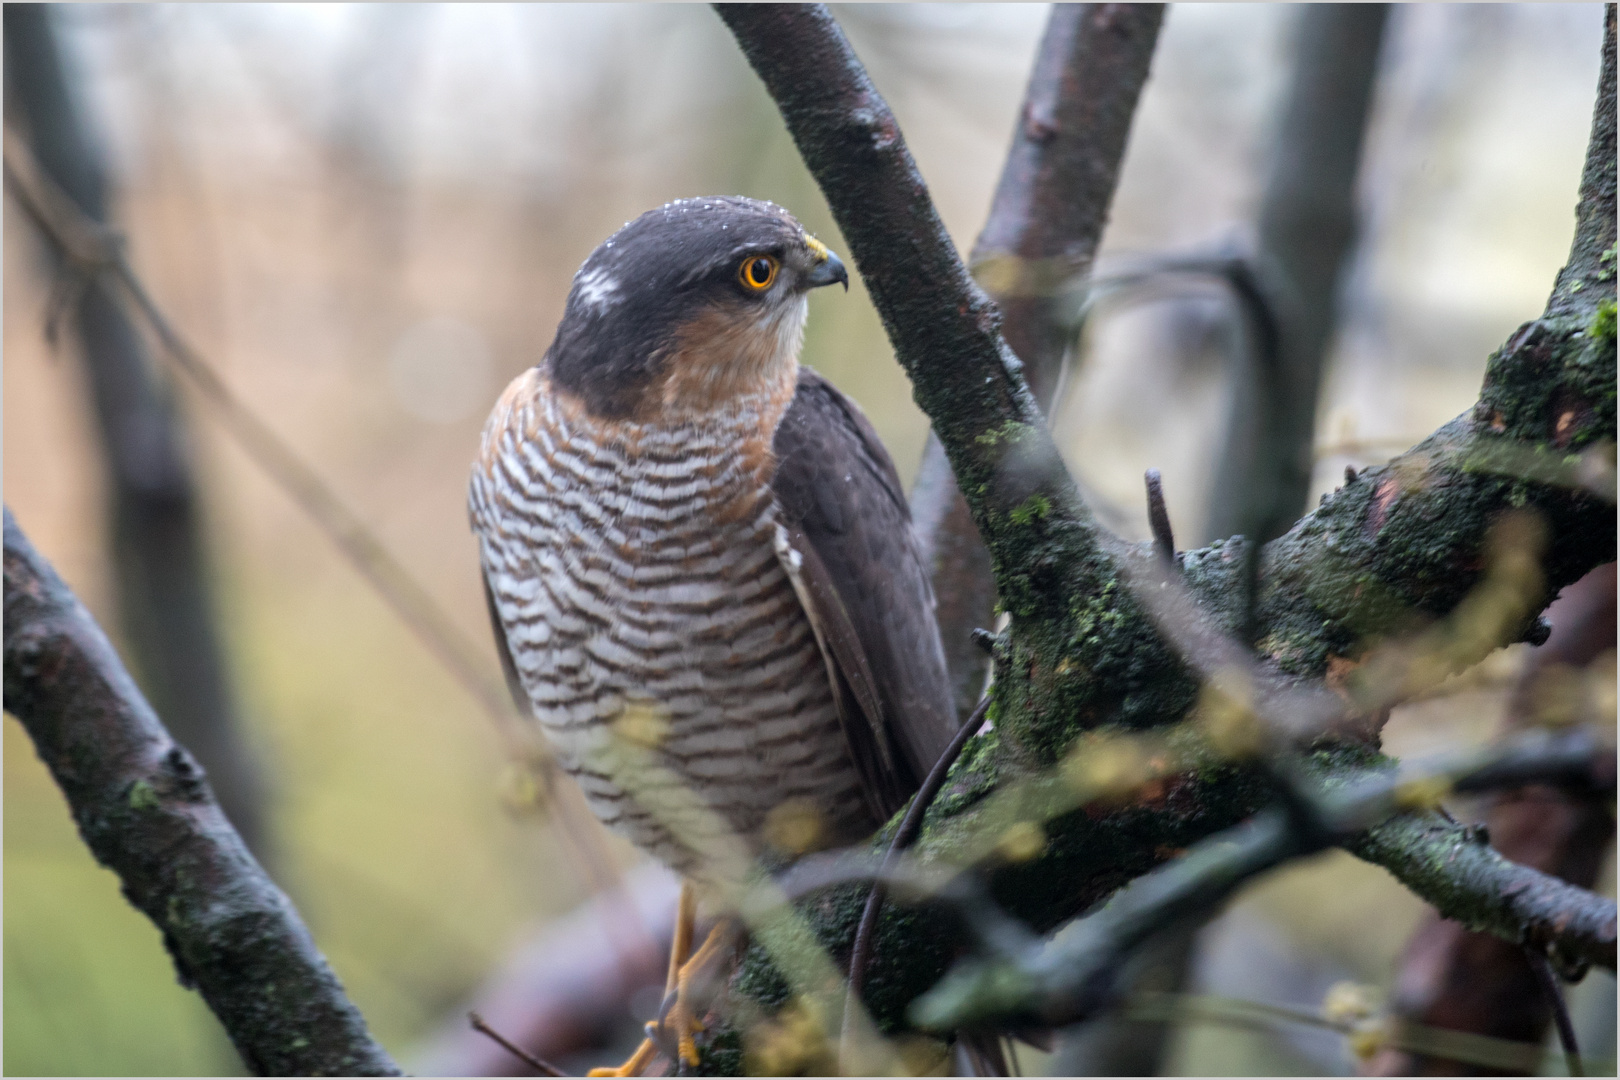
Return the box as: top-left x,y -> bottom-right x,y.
731,940 -> 791,1012
692,1025 -> 743,1076
127,780 -> 160,813
1591,299 -> 1616,344
973,420 -> 1032,449
1008,494 -> 1051,526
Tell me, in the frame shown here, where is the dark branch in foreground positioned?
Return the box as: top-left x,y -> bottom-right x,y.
3,507 -> 398,1077
910,730 -> 1618,1030
711,2 -> 1616,1054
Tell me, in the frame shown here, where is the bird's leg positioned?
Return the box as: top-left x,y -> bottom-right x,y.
657,917 -> 734,1068
587,882 -> 699,1078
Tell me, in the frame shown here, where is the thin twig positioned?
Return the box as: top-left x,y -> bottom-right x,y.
468,1012 -> 566,1077
1144,468 -> 1175,565
1523,948 -> 1583,1077
3,129 -> 631,898
1,137 -> 512,748
848,695 -> 992,998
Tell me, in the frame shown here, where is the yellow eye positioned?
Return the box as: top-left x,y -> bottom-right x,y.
739,255 -> 779,292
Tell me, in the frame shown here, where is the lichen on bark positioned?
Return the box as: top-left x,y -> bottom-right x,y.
710,1 -> 1617,1063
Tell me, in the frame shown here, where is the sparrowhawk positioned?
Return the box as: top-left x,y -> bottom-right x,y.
468,196 -> 957,1073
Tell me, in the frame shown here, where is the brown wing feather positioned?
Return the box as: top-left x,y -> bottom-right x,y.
771,367 -> 958,821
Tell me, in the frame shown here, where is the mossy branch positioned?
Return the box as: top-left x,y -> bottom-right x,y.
3,507 -> 399,1077
912,3 -> 1165,720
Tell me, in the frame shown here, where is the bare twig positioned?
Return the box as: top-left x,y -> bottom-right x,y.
1372,562 -> 1617,1076
1206,3 -> 1390,548
715,1 -> 1615,1046
468,1012 -> 566,1077
1,135 -> 519,751
848,696 -> 991,999
2,126 -> 634,901
911,731 -> 1619,1031
1523,949 -> 1583,1077
3,507 -> 399,1076
1125,990 -> 1614,1074
1144,468 -> 1175,566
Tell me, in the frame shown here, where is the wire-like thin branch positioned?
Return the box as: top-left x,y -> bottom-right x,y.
1523,949 -> 1583,1077
3,507 -> 399,1076
1,131 -> 525,756
3,128 -> 637,902
848,696 -> 992,999
5,5 -> 269,857
468,1012 -> 565,1077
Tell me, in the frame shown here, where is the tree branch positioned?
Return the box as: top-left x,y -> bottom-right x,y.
3,507 -> 399,1077
5,0 -> 268,858
911,732 -> 1617,1031
912,3 -> 1164,720
713,0 -> 1615,1053
1207,3 -> 1389,548
1344,813 -> 1617,975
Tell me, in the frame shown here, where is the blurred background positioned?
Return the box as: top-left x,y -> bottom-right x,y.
4,3 -> 1612,1075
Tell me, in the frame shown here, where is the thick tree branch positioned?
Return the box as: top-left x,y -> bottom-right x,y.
1243,5 -> 1615,680
3,508 -> 398,1077
912,3 -> 1164,720
714,6 -> 1106,581
695,9 -> 1620,1068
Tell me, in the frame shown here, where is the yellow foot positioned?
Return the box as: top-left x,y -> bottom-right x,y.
657,915 -> 730,1067
588,881 -> 716,1077
586,1036 -> 657,1077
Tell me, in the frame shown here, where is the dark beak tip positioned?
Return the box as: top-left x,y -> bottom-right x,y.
809,250 -> 849,292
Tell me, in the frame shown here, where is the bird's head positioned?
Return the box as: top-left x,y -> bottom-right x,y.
546,197 -> 848,421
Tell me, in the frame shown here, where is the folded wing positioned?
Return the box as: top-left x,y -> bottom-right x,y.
771,367 -> 959,823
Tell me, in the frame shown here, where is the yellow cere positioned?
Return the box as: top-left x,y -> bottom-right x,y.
804,234 -> 830,262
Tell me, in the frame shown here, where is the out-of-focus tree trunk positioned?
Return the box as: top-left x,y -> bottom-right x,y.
1205,4 -> 1389,547
4,4 -> 268,859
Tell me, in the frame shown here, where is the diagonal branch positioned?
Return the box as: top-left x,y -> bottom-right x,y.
715,2 -> 1617,1050
3,507 -> 399,1077
714,4 -> 1106,582
912,3 -> 1164,720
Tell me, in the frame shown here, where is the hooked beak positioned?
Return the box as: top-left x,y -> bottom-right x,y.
805,244 -> 849,292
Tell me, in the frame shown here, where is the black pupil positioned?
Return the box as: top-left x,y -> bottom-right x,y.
750,259 -> 770,284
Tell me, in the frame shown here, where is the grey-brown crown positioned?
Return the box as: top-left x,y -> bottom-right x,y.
546,197 -> 845,418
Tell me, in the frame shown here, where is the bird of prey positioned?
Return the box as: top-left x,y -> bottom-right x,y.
469,197 -> 957,1075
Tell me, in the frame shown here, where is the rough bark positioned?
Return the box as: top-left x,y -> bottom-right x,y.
4,3 -> 267,856
3,507 -> 398,1077
912,2 -> 1165,722
715,0 -> 1617,1046
1370,563 -> 1618,1075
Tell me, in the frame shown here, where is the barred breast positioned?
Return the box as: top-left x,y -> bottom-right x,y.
469,366 -> 872,879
